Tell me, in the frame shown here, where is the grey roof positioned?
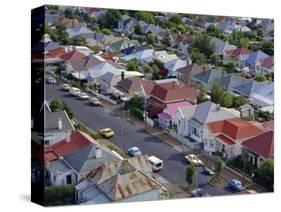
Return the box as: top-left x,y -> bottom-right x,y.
45,110 -> 75,133
96,72 -> 120,87
191,101 -> 239,124
194,69 -> 225,85
178,105 -> 197,119
246,50 -> 268,65
210,37 -> 236,55
63,144 -> 120,175
214,75 -> 248,92
32,40 -> 62,52
232,80 -> 268,98
48,159 -> 72,174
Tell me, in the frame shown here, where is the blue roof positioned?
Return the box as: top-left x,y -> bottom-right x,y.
232,80 -> 270,98
247,50 -> 268,64
120,45 -> 146,55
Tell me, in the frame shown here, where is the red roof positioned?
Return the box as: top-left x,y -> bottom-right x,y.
216,134 -> 236,146
242,130 -> 274,158
150,81 -> 198,103
225,48 -> 252,58
32,48 -> 66,61
99,52 -> 116,62
45,131 -> 96,161
60,50 -> 86,62
262,120 -> 274,131
259,56 -> 274,69
208,118 -> 264,142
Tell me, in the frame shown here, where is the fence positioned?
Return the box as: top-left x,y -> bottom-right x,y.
87,89 -> 117,105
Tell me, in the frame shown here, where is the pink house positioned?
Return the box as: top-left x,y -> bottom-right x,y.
158,101 -> 192,129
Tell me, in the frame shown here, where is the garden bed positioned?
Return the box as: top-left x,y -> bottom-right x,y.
208,176 -> 227,186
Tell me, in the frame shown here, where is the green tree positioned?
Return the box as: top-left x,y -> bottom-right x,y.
254,75 -> 267,82
90,45 -> 100,54
210,53 -> 221,66
127,59 -> 138,71
55,25 -> 69,44
45,185 -> 74,206
257,159 -> 274,190
207,24 -> 221,37
186,164 -> 195,187
143,64 -> 152,73
191,48 -> 207,65
225,61 -> 237,73
102,9 -> 122,29
210,83 -> 224,104
135,11 -> 155,24
134,23 -> 144,35
69,35 -> 86,46
197,85 -> 207,103
214,156 -> 224,177
261,41 -> 274,56
239,37 -> 249,48
63,101 -> 74,119
146,33 -> 156,46
220,93 -> 233,108
64,8 -> 75,19
191,33 -> 213,58
101,28 -> 112,35
233,95 -> 248,108
169,14 -> 182,24
83,12 -> 91,24
50,98 -> 74,119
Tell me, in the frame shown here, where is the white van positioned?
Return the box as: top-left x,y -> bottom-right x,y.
148,156 -> 163,172
69,87 -> 81,96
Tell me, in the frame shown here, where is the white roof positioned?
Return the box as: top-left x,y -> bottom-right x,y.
148,155 -> 163,163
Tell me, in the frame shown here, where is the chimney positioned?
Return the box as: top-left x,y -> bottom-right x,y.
66,130 -> 71,142
95,146 -> 102,158
58,118 -> 62,130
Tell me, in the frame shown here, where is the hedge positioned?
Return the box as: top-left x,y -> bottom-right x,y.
44,184 -> 74,206
130,107 -> 144,120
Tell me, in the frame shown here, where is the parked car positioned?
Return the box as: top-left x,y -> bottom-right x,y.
47,77 -> 56,84
191,188 -> 210,197
203,167 -> 215,176
69,87 -> 81,97
61,83 -> 71,91
148,155 -> 163,172
228,179 -> 246,192
89,97 -> 102,106
79,92 -> 89,100
127,146 -> 142,157
185,154 -> 204,166
99,128 -> 114,138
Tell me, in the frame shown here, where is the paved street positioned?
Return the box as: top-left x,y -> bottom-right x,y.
46,83 -> 233,196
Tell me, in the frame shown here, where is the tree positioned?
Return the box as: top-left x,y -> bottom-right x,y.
127,59 -> 138,71
262,41 -> 274,56
45,185 -> 74,206
197,85 -> 207,103
210,83 -> 224,104
102,9 -> 122,29
220,93 -> 233,108
146,33 -> 156,46
191,33 -> 213,58
143,64 -> 152,73
83,12 -> 91,24
225,61 -> 237,73
135,11 -> 155,24
185,164 -> 195,187
210,53 -> 221,66
62,101 -> 74,119
214,156 -> 224,177
168,14 -> 182,24
239,37 -> 249,48
233,95 -> 248,108
101,28 -> 112,35
257,159 -> 274,190
191,48 -> 207,65
134,23 -> 144,35
55,25 -> 69,44
254,74 -> 267,82
69,35 -> 86,46
64,8 -> 75,19
50,98 -> 74,119
54,66 -> 65,79
207,24 -> 221,37
90,45 -> 100,54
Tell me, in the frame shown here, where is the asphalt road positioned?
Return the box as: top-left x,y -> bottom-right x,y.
46,83 -> 232,196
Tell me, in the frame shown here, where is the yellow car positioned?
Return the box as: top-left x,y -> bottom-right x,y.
100,128 -> 115,138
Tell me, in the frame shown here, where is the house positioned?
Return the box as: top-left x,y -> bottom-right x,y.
256,56 -> 274,75
158,101 -> 192,129
147,79 -> 199,108
164,58 -> 187,76
223,47 -> 252,67
213,74 -> 247,92
121,49 -> 155,63
31,101 -> 75,146
242,130 -> 273,168
75,155 -> 162,204
204,118 -> 264,158
110,38 -> 139,53
66,26 -> 95,38
176,63 -> 211,83
95,72 -> 121,94
115,16 -> 136,35
57,17 -> 86,28
138,20 -> 165,35
120,45 -> 146,56
45,12 -> 61,26
174,101 -> 240,144
210,37 -> 236,55
143,50 -> 178,64
245,50 -> 269,73
115,77 -> 154,97
193,69 -> 225,91
46,143 -> 121,186
239,104 -> 255,118
233,81 -> 274,110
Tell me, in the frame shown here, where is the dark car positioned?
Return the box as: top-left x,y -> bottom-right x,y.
228,179 -> 246,192
127,146 -> 142,157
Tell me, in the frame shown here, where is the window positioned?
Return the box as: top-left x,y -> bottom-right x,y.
192,127 -> 199,136
66,174 -> 72,184
53,175 -> 56,182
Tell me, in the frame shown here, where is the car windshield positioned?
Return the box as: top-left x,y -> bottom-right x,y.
156,163 -> 162,167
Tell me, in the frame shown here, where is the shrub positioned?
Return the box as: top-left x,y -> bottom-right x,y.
130,107 -> 144,120
45,185 -> 74,206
